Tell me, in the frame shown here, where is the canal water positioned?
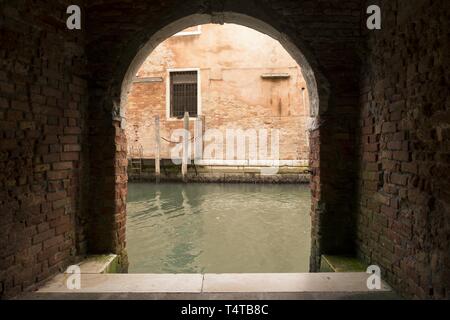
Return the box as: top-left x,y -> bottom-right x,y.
126,183 -> 311,273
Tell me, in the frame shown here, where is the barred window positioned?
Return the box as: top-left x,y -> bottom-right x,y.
170,71 -> 198,118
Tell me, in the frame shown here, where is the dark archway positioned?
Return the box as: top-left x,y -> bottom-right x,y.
85,0 -> 362,272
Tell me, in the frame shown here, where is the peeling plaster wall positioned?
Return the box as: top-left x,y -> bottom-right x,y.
126,24 -> 310,162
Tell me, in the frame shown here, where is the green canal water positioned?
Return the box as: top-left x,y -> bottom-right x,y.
126,183 -> 311,273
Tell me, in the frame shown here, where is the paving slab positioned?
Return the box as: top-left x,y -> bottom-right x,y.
20,272 -> 396,300
37,274 -> 203,293
202,273 -> 391,293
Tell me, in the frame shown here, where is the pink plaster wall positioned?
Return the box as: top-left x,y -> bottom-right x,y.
126,23 -> 310,161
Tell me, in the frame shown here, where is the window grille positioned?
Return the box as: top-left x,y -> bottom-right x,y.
170,71 -> 198,118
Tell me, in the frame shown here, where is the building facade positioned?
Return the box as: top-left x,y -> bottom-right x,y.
125,23 -> 310,165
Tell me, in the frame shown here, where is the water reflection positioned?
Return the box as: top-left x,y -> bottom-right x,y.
127,183 -> 311,273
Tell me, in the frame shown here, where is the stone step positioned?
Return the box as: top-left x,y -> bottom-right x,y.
77,254 -> 119,274
320,255 -> 367,273
32,272 -> 391,294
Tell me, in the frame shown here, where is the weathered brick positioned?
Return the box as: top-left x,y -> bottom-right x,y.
43,235 -> 64,250
6,110 -> 23,121
387,141 -> 402,150
11,100 -> 29,111
52,199 -> 67,210
60,135 -> 78,144
32,229 -> 55,245
42,153 -> 60,163
64,109 -> 80,118
393,150 -> 411,162
46,191 -> 67,201
47,170 -> 69,181
391,173 -> 408,186
401,162 -> 418,174
52,162 -> 73,170
382,122 -> 397,133
61,152 -> 79,161
63,127 -> 81,135
63,144 -> 81,152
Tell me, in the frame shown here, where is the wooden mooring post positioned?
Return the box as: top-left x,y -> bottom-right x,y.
182,112 -> 189,182
194,115 -> 203,164
155,115 -> 161,183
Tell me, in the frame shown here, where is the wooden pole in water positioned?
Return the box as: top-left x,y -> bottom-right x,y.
182,112 -> 189,182
155,115 -> 161,183
201,115 -> 206,160
194,115 -> 203,164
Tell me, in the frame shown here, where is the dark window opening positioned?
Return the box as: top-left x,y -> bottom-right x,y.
170,71 -> 198,118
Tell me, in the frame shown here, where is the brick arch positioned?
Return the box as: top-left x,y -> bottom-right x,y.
85,0 -> 362,272
119,13 -> 327,120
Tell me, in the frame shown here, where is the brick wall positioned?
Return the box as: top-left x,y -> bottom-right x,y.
357,0 -> 450,299
2,0 -> 447,300
0,1 -> 87,298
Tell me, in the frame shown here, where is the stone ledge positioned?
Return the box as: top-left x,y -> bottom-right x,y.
33,273 -> 392,294
75,254 -> 119,274
320,255 -> 366,273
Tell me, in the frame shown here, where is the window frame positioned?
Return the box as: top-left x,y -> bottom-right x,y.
166,68 -> 202,120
